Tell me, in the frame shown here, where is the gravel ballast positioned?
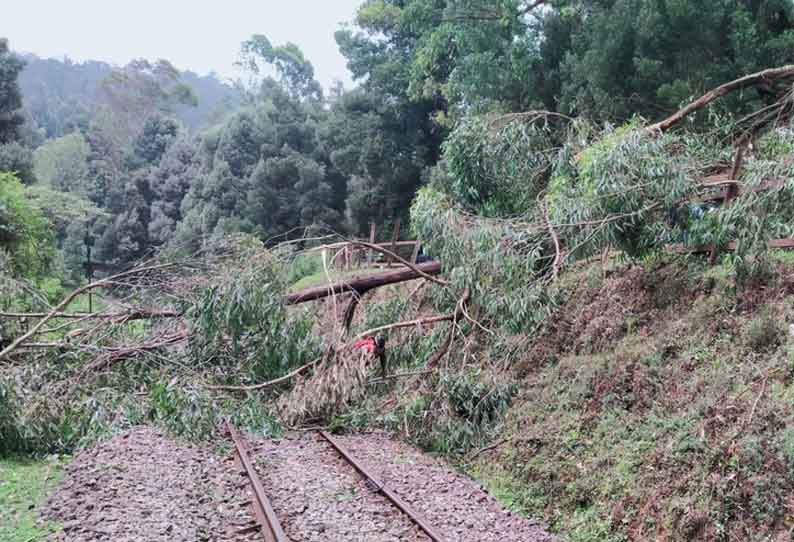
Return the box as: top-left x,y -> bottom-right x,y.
40,427 -> 257,542
249,432 -> 554,542
330,433 -> 555,542
40,426 -> 554,542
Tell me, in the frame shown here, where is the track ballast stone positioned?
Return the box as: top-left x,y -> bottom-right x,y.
40,427 -> 257,542
248,436 -> 428,541
39,426 -> 554,541
249,431 -> 555,542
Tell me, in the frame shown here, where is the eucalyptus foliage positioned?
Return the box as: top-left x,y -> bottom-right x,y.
442,114 -> 563,215
412,186 -> 556,335
700,126 -> 794,276
547,122 -> 703,259
189,244 -> 321,382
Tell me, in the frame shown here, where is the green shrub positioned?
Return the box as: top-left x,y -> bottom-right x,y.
744,309 -> 782,353
441,114 -> 562,216
190,249 -> 322,381
148,381 -> 219,441
0,172 -> 56,281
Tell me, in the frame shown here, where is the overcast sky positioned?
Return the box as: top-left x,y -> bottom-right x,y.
5,0 -> 362,89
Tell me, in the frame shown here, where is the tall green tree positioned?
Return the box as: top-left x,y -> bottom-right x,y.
240,35 -> 323,101
557,0 -> 794,120
147,135 -> 201,244
339,0 -> 794,124
0,38 -> 25,144
0,39 -> 34,184
323,89 -> 437,233
0,172 -> 55,280
97,59 -> 197,144
33,132 -> 91,196
177,40 -> 344,246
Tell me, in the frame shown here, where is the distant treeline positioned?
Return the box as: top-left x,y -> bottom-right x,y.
1,0 -> 794,288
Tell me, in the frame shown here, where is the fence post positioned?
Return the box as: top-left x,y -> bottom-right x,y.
410,241 -> 421,264
368,223 -> 376,266
709,144 -> 747,265
388,218 -> 401,267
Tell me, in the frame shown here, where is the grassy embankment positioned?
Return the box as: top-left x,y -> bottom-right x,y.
327,253 -> 794,541
466,255 -> 794,542
0,456 -> 66,542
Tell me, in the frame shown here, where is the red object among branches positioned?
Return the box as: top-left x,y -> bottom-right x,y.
352,337 -> 377,354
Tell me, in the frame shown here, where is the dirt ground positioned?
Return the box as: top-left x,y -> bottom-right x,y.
39,426 -> 554,542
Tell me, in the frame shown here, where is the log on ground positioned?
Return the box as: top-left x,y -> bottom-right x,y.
285,261 -> 442,305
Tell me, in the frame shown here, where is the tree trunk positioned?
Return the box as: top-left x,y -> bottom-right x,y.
285,261 -> 442,305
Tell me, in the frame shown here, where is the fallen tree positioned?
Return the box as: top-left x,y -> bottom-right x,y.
284,261 -> 443,305
0,262 -> 180,361
648,64 -> 794,132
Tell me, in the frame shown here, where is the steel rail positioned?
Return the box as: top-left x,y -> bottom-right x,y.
317,430 -> 446,542
226,422 -> 288,542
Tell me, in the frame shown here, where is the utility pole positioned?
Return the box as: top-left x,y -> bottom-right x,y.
84,224 -> 95,313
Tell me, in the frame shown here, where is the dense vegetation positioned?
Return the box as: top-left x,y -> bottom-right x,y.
3,2 -> 794,540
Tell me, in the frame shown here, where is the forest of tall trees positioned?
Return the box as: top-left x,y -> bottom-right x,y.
3,0 -> 794,291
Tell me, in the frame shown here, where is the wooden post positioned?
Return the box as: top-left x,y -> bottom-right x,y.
388,218 -> 401,267
410,241 -> 421,264
709,144 -> 747,265
368,223 -> 376,267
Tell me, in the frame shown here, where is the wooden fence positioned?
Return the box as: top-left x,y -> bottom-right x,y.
307,221 -> 423,271
674,168 -> 793,260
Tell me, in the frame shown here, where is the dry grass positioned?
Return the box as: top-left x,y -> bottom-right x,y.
279,350 -> 375,424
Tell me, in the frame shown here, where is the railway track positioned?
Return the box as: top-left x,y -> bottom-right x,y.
226,423 -> 446,542
227,422 -> 288,542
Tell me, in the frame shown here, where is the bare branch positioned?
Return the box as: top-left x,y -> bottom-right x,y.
205,356 -> 324,392
0,262 -> 178,361
648,65 -> 794,132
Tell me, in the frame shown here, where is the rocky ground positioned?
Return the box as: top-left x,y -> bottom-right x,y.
248,431 -> 555,542
39,426 -> 554,542
40,427 -> 256,542
335,433 -> 554,542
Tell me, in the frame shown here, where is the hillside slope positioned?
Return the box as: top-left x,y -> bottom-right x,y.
464,256 -> 794,541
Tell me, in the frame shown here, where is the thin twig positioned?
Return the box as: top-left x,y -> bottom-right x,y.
368,369 -> 434,385
205,356 -> 325,392
0,262 -> 179,361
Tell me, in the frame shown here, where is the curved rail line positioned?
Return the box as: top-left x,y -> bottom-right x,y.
226,422 -> 288,542
317,430 -> 447,542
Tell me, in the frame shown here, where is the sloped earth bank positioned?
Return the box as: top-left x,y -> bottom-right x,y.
468,259 -> 794,541
39,426 -> 553,541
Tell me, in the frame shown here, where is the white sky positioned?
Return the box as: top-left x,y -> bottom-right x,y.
4,0 -> 362,89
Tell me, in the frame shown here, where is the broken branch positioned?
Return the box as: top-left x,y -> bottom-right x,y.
648,65 -> 794,132
0,262 -> 178,361
204,356 -> 325,392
